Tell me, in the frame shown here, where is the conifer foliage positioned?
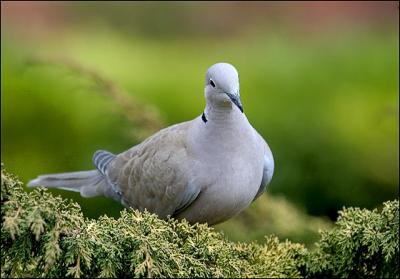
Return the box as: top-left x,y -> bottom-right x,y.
1,166 -> 398,278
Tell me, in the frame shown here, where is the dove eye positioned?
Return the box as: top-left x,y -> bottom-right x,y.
210,79 -> 216,88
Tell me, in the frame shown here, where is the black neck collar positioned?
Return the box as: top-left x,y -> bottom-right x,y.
201,112 -> 208,123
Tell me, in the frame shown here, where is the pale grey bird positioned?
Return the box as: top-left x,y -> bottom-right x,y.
28,62 -> 274,225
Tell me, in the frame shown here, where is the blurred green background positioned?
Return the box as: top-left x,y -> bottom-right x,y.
1,1 -> 398,246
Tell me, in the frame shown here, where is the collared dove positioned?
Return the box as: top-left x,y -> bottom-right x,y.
28,63 -> 274,225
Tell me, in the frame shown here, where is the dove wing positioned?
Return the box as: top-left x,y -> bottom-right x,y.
105,121 -> 195,218
253,130 -> 274,201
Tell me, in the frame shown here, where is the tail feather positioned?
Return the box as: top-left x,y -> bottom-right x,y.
27,170 -> 105,198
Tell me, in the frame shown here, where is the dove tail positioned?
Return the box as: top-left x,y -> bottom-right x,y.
28,150 -> 119,200
27,170 -> 107,198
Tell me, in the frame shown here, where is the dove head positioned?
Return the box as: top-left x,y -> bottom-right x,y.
204,63 -> 243,113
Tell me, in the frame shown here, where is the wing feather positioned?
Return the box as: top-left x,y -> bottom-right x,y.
105,122 -> 193,218
253,130 -> 274,201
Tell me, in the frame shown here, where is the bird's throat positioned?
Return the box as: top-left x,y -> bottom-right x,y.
204,103 -> 239,124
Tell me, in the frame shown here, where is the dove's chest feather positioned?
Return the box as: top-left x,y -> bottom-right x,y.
188,113 -> 264,180
182,115 -> 264,224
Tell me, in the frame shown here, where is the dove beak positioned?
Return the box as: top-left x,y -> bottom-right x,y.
225,93 -> 244,113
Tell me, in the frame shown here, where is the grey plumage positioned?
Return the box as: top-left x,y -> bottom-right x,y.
93,150 -> 116,175
28,170 -> 102,196
28,62 -> 274,225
